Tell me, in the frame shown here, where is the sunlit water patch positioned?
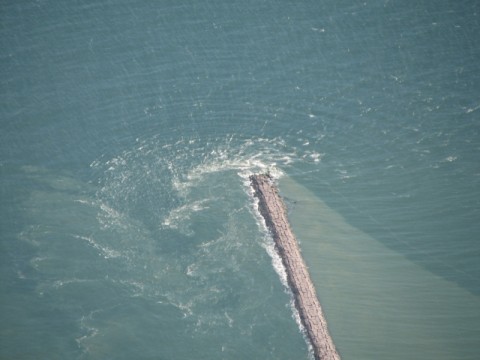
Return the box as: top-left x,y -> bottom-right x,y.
279,176 -> 480,360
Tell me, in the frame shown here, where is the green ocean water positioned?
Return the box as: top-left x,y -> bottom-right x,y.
1,1 -> 479,359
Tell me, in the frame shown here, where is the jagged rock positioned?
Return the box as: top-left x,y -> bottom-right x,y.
250,174 -> 340,360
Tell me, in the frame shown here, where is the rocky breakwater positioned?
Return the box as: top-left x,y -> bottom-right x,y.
250,174 -> 340,360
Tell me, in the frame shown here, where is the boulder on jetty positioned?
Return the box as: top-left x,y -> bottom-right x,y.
250,174 -> 340,360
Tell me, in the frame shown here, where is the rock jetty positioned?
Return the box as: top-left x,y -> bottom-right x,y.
250,174 -> 340,360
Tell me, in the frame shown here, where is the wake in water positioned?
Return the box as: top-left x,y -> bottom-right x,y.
90,134 -> 320,231
9,135 -> 323,359
83,134 -> 321,358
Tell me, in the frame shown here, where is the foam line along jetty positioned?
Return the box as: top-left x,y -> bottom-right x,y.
250,174 -> 341,360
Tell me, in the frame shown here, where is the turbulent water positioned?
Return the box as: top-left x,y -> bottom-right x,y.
1,1 -> 479,359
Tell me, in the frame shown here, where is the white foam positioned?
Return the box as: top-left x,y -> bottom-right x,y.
466,103 -> 480,113
167,297 -> 194,318
118,279 -> 145,297
308,152 -> 323,162
18,227 -> 41,247
94,136 -> 318,223
246,175 -> 315,358
98,203 -> 128,230
74,234 -> 122,259
162,199 -> 210,232
76,310 -> 101,354
52,278 -> 92,288
186,263 -> 198,277
29,256 -> 47,269
74,199 -> 93,205
166,137 -> 296,196
289,297 -> 316,360
261,235 -> 289,287
224,311 -> 234,327
246,178 -> 288,288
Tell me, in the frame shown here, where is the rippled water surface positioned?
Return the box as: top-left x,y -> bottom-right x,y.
1,1 -> 479,359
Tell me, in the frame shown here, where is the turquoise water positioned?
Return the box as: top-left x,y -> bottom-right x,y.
1,1 -> 479,359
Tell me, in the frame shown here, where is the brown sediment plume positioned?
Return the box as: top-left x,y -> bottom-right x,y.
250,174 -> 340,360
